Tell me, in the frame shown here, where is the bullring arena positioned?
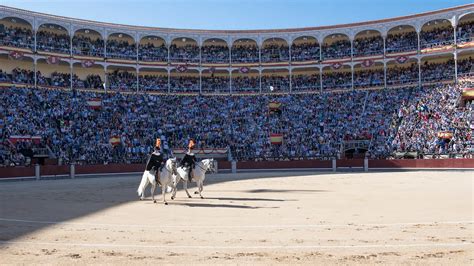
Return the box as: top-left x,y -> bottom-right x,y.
1,2 -> 474,265
0,170 -> 472,264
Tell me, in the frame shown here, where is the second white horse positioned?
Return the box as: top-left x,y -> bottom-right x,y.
171,158 -> 215,199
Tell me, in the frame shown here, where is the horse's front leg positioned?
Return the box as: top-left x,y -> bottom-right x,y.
171,181 -> 177,200
183,180 -> 192,198
194,181 -> 202,195
162,183 -> 168,205
151,182 -> 156,203
197,181 -> 204,199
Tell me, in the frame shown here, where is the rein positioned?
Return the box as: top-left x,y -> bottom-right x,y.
160,160 -> 177,175
178,160 -> 213,174
195,163 -> 208,172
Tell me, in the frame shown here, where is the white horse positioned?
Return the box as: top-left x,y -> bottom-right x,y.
171,158 -> 216,199
137,158 -> 177,205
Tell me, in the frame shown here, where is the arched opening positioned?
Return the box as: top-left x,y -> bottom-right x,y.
0,17 -> 34,50
291,36 -> 320,62
420,19 -> 454,49
169,68 -> 199,93
72,62 -> 104,89
138,36 -> 167,62
36,58 -> 71,87
457,13 -> 474,45
353,30 -> 383,57
170,37 -> 199,63
73,29 -> 104,57
261,69 -> 290,93
386,58 -> 418,86
106,33 -> 136,60
322,33 -> 351,60
201,69 -> 229,93
231,38 -> 259,64
421,54 -> 454,82
353,62 -> 384,88
386,25 -> 417,54
36,23 -> 70,54
292,67 -> 320,92
139,68 -> 168,92
457,51 -> 474,77
261,38 -> 289,63
201,38 -> 229,64
231,68 -> 259,93
322,64 -> 351,90
106,66 -> 137,91
0,53 -> 34,85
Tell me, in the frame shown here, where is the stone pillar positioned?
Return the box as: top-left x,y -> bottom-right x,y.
231,160 -> 237,174
35,164 -> 40,180
70,163 -> 75,179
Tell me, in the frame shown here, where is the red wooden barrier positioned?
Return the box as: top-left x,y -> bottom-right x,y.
0,166 -> 35,178
1,159 -> 473,179
369,158 -> 474,168
236,160 -> 332,169
336,159 -> 364,168
75,164 -> 145,175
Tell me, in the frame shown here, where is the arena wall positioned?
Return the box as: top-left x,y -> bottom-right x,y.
1,159 -> 473,179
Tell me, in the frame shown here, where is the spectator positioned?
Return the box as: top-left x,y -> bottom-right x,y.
73,35 -> 104,57
0,26 -> 34,50
386,31 -> 418,53
36,30 -> 70,54
322,39 -> 351,60
231,44 -> 259,63
291,42 -> 320,62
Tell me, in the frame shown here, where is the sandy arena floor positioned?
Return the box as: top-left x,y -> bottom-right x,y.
0,170 -> 473,265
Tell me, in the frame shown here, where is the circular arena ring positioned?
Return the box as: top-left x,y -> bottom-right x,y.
0,170 -> 472,264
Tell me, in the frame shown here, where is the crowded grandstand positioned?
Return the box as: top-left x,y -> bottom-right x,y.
0,4 -> 473,167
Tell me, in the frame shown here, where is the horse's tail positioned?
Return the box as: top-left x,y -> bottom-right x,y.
137,171 -> 149,197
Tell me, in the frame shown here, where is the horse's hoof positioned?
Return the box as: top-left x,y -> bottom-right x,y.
171,196 -> 175,200
165,202 -> 168,205
153,200 -> 156,203
194,191 -> 199,194
200,196 -> 204,199
188,195 -> 192,198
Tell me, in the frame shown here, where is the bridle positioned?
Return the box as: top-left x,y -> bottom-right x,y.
197,159 -> 216,173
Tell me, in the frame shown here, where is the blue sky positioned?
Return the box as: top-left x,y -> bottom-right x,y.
2,0 -> 472,30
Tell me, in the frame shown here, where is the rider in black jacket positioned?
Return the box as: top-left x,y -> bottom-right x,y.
145,138 -> 164,181
180,139 -> 196,181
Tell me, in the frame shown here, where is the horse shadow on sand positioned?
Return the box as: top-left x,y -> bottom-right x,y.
0,169 -> 342,244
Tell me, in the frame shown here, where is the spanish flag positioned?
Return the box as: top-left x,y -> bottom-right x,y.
109,136 -> 121,146
268,101 -> 281,111
437,131 -> 453,139
270,133 -> 283,145
269,101 -> 282,115
462,88 -> 474,99
86,98 -> 102,109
